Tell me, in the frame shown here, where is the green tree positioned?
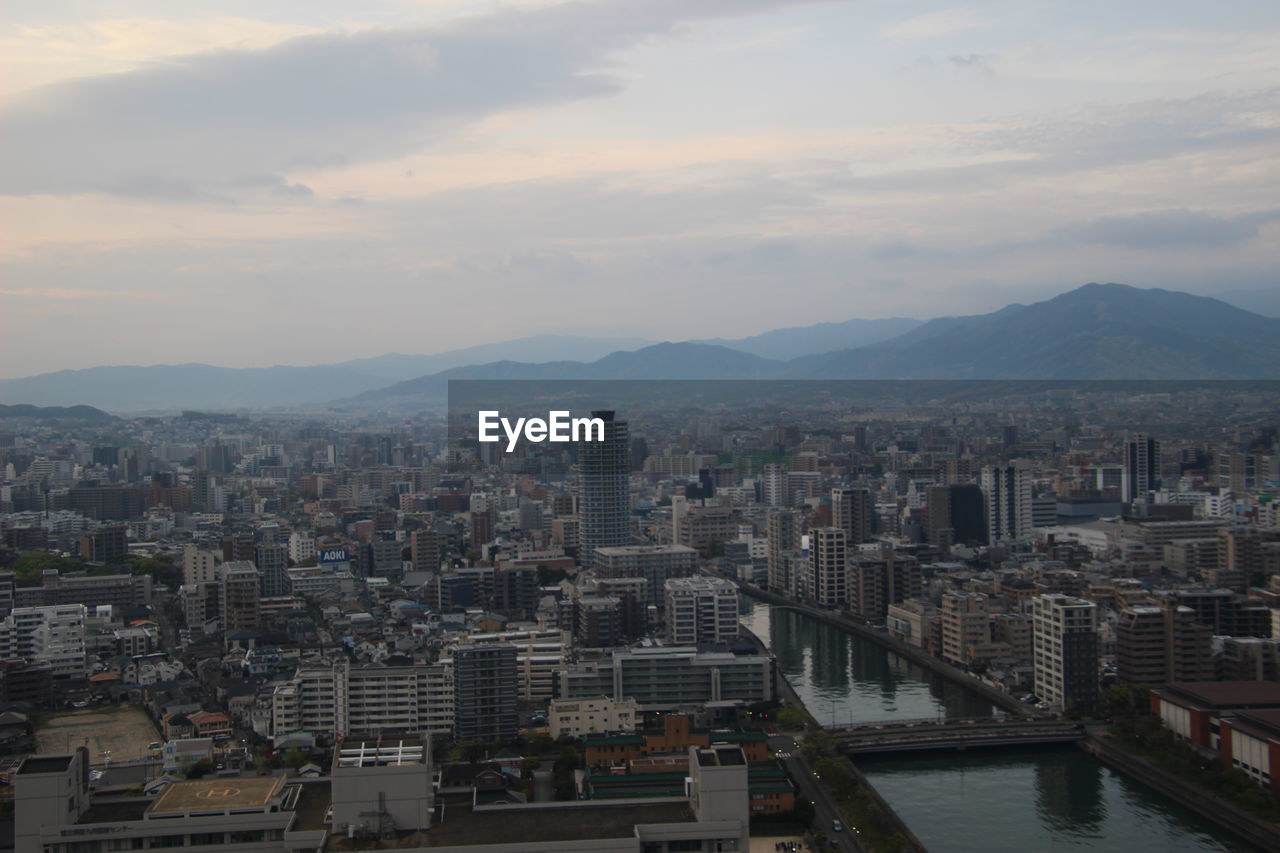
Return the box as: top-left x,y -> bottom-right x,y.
463,740 -> 489,763
186,759 -> 213,779
776,702 -> 807,730
11,551 -> 80,586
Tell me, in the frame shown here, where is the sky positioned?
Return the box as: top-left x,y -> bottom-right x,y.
1,0 -> 1278,377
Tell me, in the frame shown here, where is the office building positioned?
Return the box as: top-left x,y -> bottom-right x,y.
559,646 -> 773,709
766,509 -> 801,594
593,544 -> 697,609
78,525 -> 127,564
1124,433 -> 1161,504
831,487 -> 874,544
664,576 -> 739,646
1115,603 -> 1214,686
578,410 -> 632,569
1032,594 -> 1099,714
982,463 -> 1032,543
849,548 -> 921,621
452,643 -> 519,743
809,527 -> 848,607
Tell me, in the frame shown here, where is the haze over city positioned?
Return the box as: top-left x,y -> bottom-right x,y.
2,0 -> 1279,377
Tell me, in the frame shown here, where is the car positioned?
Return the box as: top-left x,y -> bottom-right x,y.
832,820 -> 843,832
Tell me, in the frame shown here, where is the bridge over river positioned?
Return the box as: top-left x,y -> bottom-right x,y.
829,716 -> 1085,755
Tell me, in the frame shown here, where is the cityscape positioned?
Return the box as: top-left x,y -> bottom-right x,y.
3,1 -> 1280,853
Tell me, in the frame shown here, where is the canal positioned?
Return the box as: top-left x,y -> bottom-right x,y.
741,598 -> 1260,852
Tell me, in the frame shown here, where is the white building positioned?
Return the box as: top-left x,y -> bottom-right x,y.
664,576 -> 739,646
271,659 -> 454,740
0,605 -> 87,678
288,530 -> 316,565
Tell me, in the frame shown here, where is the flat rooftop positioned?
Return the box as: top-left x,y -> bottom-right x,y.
335,737 -> 428,768
1162,681 -> 1280,709
149,776 -> 284,814
18,755 -> 73,775
327,800 -> 695,850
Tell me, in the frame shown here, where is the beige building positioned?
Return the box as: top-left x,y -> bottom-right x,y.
549,696 -> 640,738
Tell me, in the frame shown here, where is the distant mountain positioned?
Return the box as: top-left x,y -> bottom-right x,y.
696,317 -> 921,360
0,363 -> 389,412
786,283 -> 1280,379
0,335 -> 655,411
329,335 -> 655,381
0,403 -> 115,421
343,342 -> 784,404
5,285 -> 1274,411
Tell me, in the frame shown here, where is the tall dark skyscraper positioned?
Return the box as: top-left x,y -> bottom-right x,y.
1123,433 -> 1161,504
831,487 -> 874,544
578,410 -> 631,569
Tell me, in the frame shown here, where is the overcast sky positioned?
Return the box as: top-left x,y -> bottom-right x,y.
2,0 -> 1278,377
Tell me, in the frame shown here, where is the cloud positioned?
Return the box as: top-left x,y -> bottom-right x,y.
0,0 -> 831,200
1064,208 -> 1279,249
881,8 -> 987,41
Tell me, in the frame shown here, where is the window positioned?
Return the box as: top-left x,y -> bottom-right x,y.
189,834 -> 224,846
147,837 -> 185,849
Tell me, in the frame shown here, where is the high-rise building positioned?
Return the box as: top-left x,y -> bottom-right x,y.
452,643 -> 519,743
809,527 -> 848,607
981,464 -> 1032,544
1124,433 -> 1161,504
1032,594 -> 1099,714
762,463 -> 788,507
182,544 -> 217,586
255,542 -> 289,597
593,544 -> 697,609
927,484 -> 990,546
1115,603 -> 1213,686
766,509 -> 801,594
78,525 -> 127,564
578,411 -> 631,569
849,548 -> 921,621
411,528 -> 441,573
831,488 -> 873,544
219,561 -> 262,632
664,576 -> 739,646
940,593 -> 990,666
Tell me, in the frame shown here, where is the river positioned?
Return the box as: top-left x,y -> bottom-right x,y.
740,598 -> 1260,852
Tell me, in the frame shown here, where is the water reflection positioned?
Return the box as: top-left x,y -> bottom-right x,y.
741,599 -> 995,726
1035,746 -> 1105,834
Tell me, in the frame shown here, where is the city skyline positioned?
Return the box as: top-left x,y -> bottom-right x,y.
2,0 -> 1278,376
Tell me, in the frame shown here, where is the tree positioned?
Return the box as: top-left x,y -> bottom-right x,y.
283,748 -> 307,770
186,759 -> 213,779
463,739 -> 489,763
11,551 -> 80,586
776,702 -> 807,730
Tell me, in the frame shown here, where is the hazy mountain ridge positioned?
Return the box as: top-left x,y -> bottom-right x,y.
3,284 -> 1277,411
784,284 -> 1280,379
0,403 -> 116,421
695,317 -> 921,360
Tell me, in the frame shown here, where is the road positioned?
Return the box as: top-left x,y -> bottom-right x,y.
769,734 -> 865,853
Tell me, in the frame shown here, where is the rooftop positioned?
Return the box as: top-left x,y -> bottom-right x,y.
335,736 -> 428,768
1162,681 -> 1280,709
327,800 -> 694,850
18,755 -> 73,775
149,776 -> 284,814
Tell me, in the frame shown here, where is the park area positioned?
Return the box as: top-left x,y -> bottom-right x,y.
34,707 -> 160,765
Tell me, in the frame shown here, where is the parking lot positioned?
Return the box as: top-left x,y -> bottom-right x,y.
35,707 -> 161,765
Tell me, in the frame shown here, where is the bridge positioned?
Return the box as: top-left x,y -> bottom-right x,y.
828,717 -> 1085,755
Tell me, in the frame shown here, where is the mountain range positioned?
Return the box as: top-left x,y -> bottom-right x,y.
2,284 -> 1276,412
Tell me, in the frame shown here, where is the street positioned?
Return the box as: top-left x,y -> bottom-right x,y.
768,734 -> 865,853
